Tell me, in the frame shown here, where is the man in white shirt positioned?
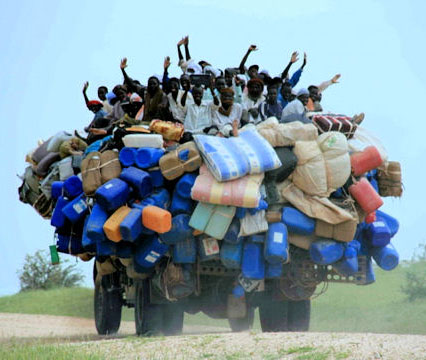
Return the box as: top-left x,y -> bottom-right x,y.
212,88 -> 242,137
183,85 -> 219,137
241,78 -> 265,125
167,77 -> 193,123
280,88 -> 311,124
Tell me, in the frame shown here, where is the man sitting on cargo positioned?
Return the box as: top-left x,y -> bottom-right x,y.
241,78 -> 265,125
280,88 -> 311,124
166,77 -> 193,123
181,84 -> 219,142
212,88 -> 242,137
258,85 -> 283,120
142,76 -> 168,123
306,74 -> 341,112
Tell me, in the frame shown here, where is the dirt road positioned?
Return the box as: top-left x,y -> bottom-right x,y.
1,313 -> 425,359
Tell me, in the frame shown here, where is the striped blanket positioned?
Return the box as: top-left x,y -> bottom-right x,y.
191,165 -> 263,208
194,129 -> 281,182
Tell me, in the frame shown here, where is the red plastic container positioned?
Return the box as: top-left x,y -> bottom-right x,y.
350,146 -> 383,176
365,211 -> 377,224
349,178 -> 383,214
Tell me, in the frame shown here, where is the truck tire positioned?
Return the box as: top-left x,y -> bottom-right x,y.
94,277 -> 123,335
259,299 -> 288,332
228,307 -> 255,332
287,299 -> 310,331
162,303 -> 184,335
134,280 -> 162,336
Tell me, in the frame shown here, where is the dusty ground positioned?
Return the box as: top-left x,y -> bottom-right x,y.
1,313 -> 426,359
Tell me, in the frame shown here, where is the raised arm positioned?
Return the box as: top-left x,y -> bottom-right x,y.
180,79 -> 191,107
210,79 -> 220,106
289,53 -> 306,87
177,37 -> 185,62
183,36 -> 191,61
120,57 -> 144,95
82,81 -> 90,108
162,56 -> 171,94
281,51 -> 299,80
239,45 -> 257,74
318,73 -> 341,93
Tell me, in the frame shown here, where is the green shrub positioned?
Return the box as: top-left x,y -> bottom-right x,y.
17,250 -> 84,291
401,243 -> 426,301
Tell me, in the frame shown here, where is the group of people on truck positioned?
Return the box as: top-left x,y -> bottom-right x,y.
80,36 -> 364,146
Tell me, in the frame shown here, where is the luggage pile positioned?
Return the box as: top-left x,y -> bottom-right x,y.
18,116 -> 403,299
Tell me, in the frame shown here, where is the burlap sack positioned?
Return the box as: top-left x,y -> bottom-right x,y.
159,141 -> 202,180
377,161 -> 402,197
81,152 -> 102,196
100,150 -> 121,184
281,181 -> 356,225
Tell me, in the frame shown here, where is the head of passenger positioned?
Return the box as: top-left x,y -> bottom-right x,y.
147,76 -> 160,96
308,85 -> 321,102
247,78 -> 264,99
215,76 -> 227,93
97,86 -> 108,101
266,85 -> 278,105
192,86 -> 203,106
297,88 -> 310,106
281,82 -> 292,102
112,85 -> 127,102
169,78 -> 180,97
247,65 -> 259,79
220,88 -> 235,109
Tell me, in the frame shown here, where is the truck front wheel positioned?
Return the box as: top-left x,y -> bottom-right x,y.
228,307 -> 255,332
287,299 -> 310,331
94,275 -> 123,335
259,299 -> 311,332
134,280 -> 163,336
162,303 -> 184,335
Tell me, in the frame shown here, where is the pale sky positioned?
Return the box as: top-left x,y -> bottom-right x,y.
1,0 -> 425,294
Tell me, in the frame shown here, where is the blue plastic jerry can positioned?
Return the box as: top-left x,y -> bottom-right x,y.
242,242 -> 265,280
264,222 -> 289,264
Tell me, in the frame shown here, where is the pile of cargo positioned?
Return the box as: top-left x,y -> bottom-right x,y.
18,117 -> 403,299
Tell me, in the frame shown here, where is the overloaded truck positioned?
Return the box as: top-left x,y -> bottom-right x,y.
19,118 -> 402,336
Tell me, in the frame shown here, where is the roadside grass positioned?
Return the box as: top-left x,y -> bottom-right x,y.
1,261 -> 426,334
0,340 -> 102,360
